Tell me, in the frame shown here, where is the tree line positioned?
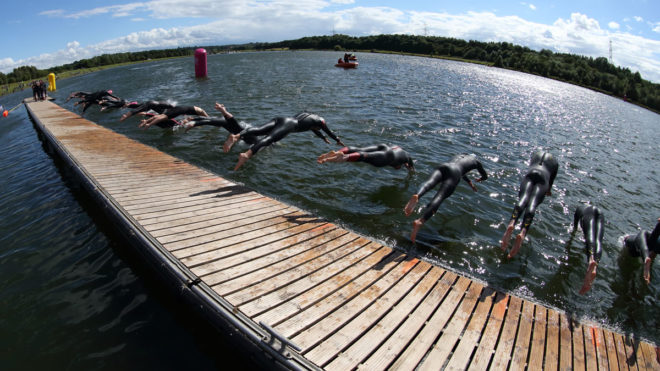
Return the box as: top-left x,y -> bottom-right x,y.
2,34 -> 659,112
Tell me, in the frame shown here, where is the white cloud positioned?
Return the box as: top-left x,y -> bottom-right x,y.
633,16 -> 643,22
6,3 -> 660,82
529,4 -> 536,11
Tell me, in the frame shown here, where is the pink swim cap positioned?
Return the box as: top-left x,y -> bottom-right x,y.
108,90 -> 113,94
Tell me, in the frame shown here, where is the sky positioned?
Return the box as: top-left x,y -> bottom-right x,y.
2,0 -> 660,82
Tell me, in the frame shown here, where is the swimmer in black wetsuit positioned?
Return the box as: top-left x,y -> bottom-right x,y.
223,113 -> 345,170
138,104 -> 209,129
623,217 -> 660,284
403,154 -> 487,243
317,144 -> 414,172
120,100 -> 175,121
178,103 -> 258,143
572,204 -> 605,294
501,150 -> 558,259
73,90 -> 119,112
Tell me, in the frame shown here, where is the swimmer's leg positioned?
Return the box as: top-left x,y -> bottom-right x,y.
501,220 -> 516,252
579,256 -> 598,295
234,149 -> 253,171
224,133 -> 241,152
410,218 -> 424,244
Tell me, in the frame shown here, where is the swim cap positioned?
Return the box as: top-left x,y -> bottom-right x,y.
108,90 -> 113,94
2,110 -> 7,117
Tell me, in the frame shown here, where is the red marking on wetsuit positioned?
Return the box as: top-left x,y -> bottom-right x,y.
311,223 -> 333,232
401,258 -> 419,273
201,177 -> 224,182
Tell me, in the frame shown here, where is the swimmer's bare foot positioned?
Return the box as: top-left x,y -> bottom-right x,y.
508,232 -> 525,259
317,151 -> 346,164
224,133 -> 240,152
501,221 -> 515,252
410,219 -> 424,244
234,150 -> 253,171
643,257 -> 652,284
579,259 -> 598,295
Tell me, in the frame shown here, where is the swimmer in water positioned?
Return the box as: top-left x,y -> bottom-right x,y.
571,204 -> 605,294
623,217 -> 660,284
501,150 -> 558,258
317,144 -> 414,172
178,103 -> 259,143
72,90 -> 119,112
119,100 -> 175,121
223,112 -> 344,171
138,105 -> 209,129
404,153 -> 487,243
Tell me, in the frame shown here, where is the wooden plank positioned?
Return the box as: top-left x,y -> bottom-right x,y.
238,240 -> 383,316
559,313 -> 573,371
307,261 -> 431,367
582,325 -> 598,371
639,341 -> 659,371
509,299 -> 535,370
489,295 -> 523,371
255,245 -> 396,326
623,335 -> 640,371
603,329 -> 621,371
218,232 -> 359,297
466,292 -> 509,371
275,252 -> 407,339
444,287 -> 498,371
591,327 -> 610,371
572,323 -> 586,371
359,270 -> 456,371
613,332 -> 631,371
527,305 -> 547,370
389,276 -> 473,370
289,253 -> 413,349
417,281 -> 484,370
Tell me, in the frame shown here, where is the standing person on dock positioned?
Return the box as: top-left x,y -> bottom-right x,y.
501,150 -> 558,259
178,103 -> 259,144
571,204 -> 605,294
622,218 -> 660,284
223,112 -> 345,171
403,153 -> 487,243
317,143 -> 414,172
138,104 -> 209,129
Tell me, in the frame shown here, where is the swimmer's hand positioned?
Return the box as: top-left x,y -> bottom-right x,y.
337,139 -> 345,146
404,195 -> 419,217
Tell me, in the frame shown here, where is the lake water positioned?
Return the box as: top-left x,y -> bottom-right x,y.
1,50 -> 658,367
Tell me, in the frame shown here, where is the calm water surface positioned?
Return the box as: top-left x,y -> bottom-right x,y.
1,51 -> 658,367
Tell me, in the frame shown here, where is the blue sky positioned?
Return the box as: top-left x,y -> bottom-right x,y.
2,0 -> 660,82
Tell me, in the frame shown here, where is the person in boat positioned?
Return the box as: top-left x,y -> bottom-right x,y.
223,112 -> 344,171
404,154 -> 487,243
179,103 -> 259,143
622,217 -> 660,284
317,144 -> 414,172
138,104 -> 209,129
501,150 -> 558,258
571,204 -> 605,294
120,100 -> 175,121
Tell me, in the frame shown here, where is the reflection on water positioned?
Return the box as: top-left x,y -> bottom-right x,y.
1,51 -> 658,365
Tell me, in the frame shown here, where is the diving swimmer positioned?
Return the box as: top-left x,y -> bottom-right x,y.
317,144 -> 414,172
223,112 -> 345,170
501,150 -> 558,258
120,100 -> 175,121
403,153 -> 488,243
572,204 -> 605,294
179,103 -> 259,143
138,105 -> 209,129
622,217 -> 660,284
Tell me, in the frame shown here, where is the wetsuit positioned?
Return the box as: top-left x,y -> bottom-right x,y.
79,90 -> 119,112
186,117 -> 258,144
624,231 -> 652,261
510,151 -> 558,230
123,101 -> 174,119
100,99 -> 138,110
65,91 -> 91,103
650,220 -> 660,254
162,105 -> 201,119
141,112 -> 180,129
573,205 -> 604,262
339,144 -> 413,169
239,112 -> 340,154
415,154 -> 487,222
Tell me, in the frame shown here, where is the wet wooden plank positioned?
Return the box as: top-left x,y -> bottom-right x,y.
490,295 -> 523,370
573,323 -> 586,371
308,261 -> 431,368
545,310 -> 560,371
510,299 -> 535,370
359,270 -> 455,371
604,329 -> 621,371
443,287 -> 497,371
613,332 -> 631,371
527,305 -> 547,370
559,314 -> 573,371
389,276 -> 473,370
639,341 -> 659,371
582,325 -> 598,371
466,292 -> 509,371
417,281 -> 484,370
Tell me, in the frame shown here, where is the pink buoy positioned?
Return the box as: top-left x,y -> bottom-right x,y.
194,48 -> 208,78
